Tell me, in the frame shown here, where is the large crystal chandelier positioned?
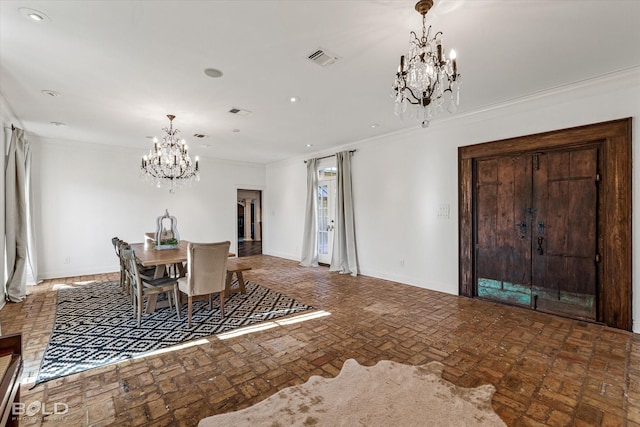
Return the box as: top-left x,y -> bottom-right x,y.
140,114 -> 200,193
392,0 -> 461,128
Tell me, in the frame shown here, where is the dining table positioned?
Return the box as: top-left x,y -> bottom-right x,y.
128,240 -> 237,313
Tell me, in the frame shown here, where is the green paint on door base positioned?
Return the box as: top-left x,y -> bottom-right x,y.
478,278 -> 531,306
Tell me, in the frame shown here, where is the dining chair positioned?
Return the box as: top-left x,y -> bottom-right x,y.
178,241 -> 231,327
121,248 -> 181,327
111,237 -> 127,292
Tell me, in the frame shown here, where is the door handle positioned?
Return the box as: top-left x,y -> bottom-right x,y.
519,222 -> 527,237
537,236 -> 544,255
538,222 -> 545,235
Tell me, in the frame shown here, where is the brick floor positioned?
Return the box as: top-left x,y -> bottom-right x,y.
1,255 -> 638,426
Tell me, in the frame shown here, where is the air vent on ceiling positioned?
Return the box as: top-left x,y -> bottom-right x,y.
193,133 -> 207,138
228,108 -> 251,116
308,48 -> 340,67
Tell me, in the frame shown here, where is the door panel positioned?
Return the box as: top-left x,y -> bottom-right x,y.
532,148 -> 598,320
476,155 -> 532,306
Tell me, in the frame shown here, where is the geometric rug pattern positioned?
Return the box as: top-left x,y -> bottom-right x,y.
35,280 -> 313,385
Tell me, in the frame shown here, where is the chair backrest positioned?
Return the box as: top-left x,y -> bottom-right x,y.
112,237 -> 120,257
186,241 -> 230,295
121,248 -> 143,297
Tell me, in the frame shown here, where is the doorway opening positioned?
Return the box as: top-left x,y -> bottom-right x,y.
237,189 -> 262,257
317,160 -> 337,265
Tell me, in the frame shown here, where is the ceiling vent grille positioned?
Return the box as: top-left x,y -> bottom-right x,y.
308,48 -> 340,67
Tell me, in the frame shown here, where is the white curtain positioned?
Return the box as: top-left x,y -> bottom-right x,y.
5,126 -> 32,301
330,151 -> 358,276
299,158 -> 319,267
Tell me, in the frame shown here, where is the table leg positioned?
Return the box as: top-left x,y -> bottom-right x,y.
153,265 -> 165,279
236,272 -> 247,294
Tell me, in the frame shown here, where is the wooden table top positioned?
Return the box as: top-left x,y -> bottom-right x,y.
129,240 -> 235,266
129,241 -> 189,266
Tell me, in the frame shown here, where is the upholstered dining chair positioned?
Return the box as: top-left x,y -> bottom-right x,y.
178,241 -> 230,327
121,248 -> 181,327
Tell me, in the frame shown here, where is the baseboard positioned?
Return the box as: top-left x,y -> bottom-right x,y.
262,250 -> 299,262
39,265 -> 118,281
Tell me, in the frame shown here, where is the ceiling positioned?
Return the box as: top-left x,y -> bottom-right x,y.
1,0 -> 639,164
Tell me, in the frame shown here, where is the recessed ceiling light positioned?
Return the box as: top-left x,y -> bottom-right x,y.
306,144 -> 313,147
370,123 -> 379,128
289,96 -> 299,103
51,121 -> 67,127
41,89 -> 60,97
19,8 -> 51,22
232,129 -> 240,133
204,68 -> 223,78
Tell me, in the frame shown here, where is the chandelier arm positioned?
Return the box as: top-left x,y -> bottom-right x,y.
402,86 -> 423,105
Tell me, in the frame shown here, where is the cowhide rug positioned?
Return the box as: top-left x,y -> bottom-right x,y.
199,358 -> 506,426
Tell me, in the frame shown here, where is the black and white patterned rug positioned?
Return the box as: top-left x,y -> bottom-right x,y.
35,280 -> 313,385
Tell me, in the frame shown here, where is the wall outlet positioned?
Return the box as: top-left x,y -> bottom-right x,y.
437,204 -> 450,218
64,256 -> 71,264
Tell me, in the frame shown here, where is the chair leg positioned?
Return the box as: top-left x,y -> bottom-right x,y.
208,294 -> 212,310
174,287 -> 181,320
187,296 -> 193,328
132,294 -> 137,320
220,292 -> 225,318
166,290 -> 172,310
137,295 -> 142,327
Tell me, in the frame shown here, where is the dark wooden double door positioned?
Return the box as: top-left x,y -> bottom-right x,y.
460,119 -> 631,330
475,146 -> 599,321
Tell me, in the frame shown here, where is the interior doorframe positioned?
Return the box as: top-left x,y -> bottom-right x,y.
235,185 -> 265,257
458,118 -> 632,331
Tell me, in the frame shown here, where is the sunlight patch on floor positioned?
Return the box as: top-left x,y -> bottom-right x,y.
217,310 -> 331,340
52,280 -> 99,290
131,338 -> 211,360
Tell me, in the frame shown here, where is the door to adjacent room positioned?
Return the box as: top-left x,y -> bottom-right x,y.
459,118 -> 632,331
475,147 -> 598,320
237,189 -> 262,257
317,162 -> 337,265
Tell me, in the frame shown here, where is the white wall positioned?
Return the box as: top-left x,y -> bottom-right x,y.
265,68 -> 640,332
31,138 -> 265,279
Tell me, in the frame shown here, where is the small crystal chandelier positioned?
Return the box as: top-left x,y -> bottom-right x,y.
392,0 -> 461,128
140,114 -> 200,193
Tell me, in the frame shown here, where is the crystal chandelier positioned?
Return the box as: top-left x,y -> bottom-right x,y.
140,114 -> 200,193
392,0 -> 461,128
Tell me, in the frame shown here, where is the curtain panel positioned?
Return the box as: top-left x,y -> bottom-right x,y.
5,126 -> 30,301
329,151 -> 358,276
299,158 -> 319,267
